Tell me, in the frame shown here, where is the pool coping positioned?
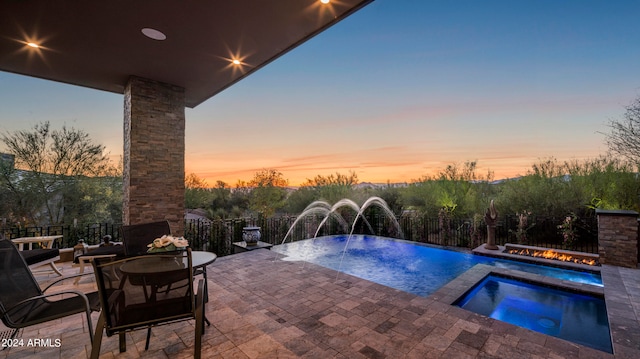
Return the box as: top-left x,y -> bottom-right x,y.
428,263 -> 640,356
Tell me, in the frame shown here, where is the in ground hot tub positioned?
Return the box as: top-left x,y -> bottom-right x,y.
454,274 -> 612,353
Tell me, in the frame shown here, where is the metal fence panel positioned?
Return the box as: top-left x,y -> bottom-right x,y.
1,214 -> 599,255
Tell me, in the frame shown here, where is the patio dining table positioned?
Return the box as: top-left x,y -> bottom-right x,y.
119,251 -> 216,301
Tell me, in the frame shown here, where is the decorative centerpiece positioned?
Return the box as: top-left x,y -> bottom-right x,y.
147,235 -> 189,253
242,226 -> 261,246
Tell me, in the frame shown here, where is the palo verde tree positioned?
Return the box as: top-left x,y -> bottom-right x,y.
0,121 -> 117,226
248,169 -> 289,217
564,155 -> 640,212
284,171 -> 360,216
496,157 -> 574,217
303,171 -> 358,202
401,161 -> 495,218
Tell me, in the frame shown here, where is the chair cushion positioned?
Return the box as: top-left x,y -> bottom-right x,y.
20,248 -> 60,266
73,245 -> 125,263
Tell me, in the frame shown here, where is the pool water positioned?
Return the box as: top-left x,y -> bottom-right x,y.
454,275 -> 612,353
273,235 -> 602,297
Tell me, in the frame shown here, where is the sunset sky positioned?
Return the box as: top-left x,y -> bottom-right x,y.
1,0 -> 639,186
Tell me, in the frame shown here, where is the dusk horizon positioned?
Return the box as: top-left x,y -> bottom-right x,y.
189,155 -> 613,188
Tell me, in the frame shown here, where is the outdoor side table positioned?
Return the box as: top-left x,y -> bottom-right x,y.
232,241 -> 274,254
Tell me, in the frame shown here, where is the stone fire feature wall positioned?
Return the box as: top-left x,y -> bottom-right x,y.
596,209 -> 638,268
123,77 -> 185,235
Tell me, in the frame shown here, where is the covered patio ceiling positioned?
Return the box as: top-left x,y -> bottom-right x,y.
0,0 -> 373,108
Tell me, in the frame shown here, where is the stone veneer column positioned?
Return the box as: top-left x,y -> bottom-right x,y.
596,209 -> 638,268
123,76 -> 185,235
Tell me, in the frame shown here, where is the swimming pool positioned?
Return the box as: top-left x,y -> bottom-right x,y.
272,235 -> 602,297
454,274 -> 612,353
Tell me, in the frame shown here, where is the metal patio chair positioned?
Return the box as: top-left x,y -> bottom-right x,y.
121,220 -> 208,298
90,248 -> 204,359
0,238 -> 100,345
121,220 -> 172,256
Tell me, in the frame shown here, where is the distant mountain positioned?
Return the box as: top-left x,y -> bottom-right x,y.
354,182 -> 409,189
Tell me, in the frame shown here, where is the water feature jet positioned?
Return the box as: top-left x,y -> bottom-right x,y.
279,196 -> 402,246
275,197 -> 403,274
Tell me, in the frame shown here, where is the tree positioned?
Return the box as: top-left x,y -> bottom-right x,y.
496,158 -> 575,217
300,171 -> 359,204
0,121 -> 116,225
185,173 -> 213,209
61,172 -> 123,224
248,169 -> 288,217
430,161 -> 494,217
604,96 -> 640,164
283,186 -> 317,214
228,180 -> 251,216
565,155 -> 640,212
202,180 -> 226,217
185,172 -> 208,189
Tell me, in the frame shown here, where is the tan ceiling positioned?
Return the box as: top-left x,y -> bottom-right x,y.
0,0 -> 372,108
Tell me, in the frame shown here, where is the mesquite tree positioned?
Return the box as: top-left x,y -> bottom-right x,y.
605,96 -> 640,165
0,121 -> 118,226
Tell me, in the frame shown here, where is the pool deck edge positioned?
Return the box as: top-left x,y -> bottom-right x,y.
601,265 -> 640,354
430,262 -> 640,357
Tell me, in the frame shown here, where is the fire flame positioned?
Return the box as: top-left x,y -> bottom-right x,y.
507,248 -> 598,266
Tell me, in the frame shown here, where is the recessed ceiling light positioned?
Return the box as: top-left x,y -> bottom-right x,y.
232,59 -> 241,65
141,28 -> 166,41
320,0 -> 330,3
27,42 -> 39,48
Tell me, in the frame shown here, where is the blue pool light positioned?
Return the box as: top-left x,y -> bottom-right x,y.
492,296 -> 562,335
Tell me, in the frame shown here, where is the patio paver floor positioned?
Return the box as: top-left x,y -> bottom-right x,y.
2,249 -> 639,358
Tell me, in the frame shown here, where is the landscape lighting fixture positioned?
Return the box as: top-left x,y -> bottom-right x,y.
141,28 -> 166,41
